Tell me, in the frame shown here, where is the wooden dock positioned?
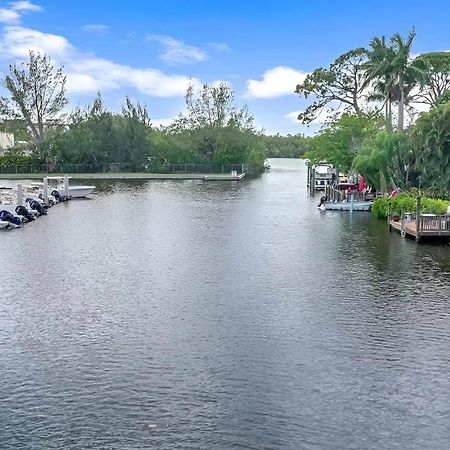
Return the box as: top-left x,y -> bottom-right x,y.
389,215 -> 450,242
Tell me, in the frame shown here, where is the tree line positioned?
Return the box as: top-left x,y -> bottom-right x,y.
0,52 -> 309,175
297,29 -> 450,198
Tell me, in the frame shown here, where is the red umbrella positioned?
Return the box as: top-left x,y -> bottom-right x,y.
358,176 -> 365,192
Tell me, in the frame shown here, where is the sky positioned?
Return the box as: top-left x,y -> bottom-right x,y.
0,0 -> 449,135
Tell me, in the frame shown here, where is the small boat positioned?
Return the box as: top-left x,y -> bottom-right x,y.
32,177 -> 96,199
317,196 -> 373,212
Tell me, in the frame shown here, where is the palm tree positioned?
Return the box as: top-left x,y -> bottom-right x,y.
365,29 -> 423,132
390,29 -> 417,131
364,36 -> 395,129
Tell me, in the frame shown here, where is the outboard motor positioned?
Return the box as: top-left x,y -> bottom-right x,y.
38,193 -> 55,206
15,205 -> 35,222
51,189 -> 63,202
29,199 -> 47,215
317,196 -> 327,208
0,210 -> 22,226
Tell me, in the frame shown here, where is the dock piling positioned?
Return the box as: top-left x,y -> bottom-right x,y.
64,175 -> 69,199
17,184 -> 23,206
43,177 -> 49,206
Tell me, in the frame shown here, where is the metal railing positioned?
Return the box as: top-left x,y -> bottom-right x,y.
0,163 -> 249,175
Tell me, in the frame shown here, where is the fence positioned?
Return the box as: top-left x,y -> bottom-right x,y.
0,163 -> 249,175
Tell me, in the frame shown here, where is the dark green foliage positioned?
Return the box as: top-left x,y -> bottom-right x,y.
410,102 -> 450,197
305,113 -> 379,172
353,131 -> 414,189
372,193 -> 449,219
163,83 -> 267,174
263,134 -> 309,158
0,150 -> 36,167
41,94 -> 152,170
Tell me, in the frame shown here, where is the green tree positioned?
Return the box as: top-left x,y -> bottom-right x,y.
410,101 -> 450,197
263,134 -> 310,158
414,52 -> 450,106
390,29 -> 418,132
305,113 -> 380,172
1,51 -> 67,151
295,48 -> 368,124
364,36 -> 396,129
365,30 -> 423,132
122,96 -> 152,126
170,82 -> 256,164
434,89 -> 450,107
353,131 -> 413,189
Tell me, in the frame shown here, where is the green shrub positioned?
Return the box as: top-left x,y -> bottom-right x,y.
421,197 -> 449,214
372,192 -> 449,219
371,195 -> 390,219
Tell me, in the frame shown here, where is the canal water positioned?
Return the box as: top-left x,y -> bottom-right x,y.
1,158 -> 450,449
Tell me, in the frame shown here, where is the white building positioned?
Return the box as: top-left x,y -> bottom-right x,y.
0,132 -> 14,154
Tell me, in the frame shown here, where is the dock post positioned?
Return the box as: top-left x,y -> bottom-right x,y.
17,184 -> 23,206
310,168 -> 315,197
400,208 -> 406,237
350,193 -> 354,214
43,177 -> 49,206
64,175 -> 69,199
416,195 -> 422,242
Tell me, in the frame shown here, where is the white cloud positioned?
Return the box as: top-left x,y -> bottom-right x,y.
245,66 -> 309,98
0,25 -> 200,97
147,34 -> 208,64
64,57 -> 198,97
0,2 -> 41,24
10,1 -> 43,12
0,8 -> 20,24
81,24 -> 109,35
0,26 -> 73,58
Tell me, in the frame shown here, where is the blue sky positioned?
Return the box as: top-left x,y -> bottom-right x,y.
0,0 -> 449,135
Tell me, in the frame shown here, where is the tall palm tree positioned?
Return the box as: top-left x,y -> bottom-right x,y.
390,29 -> 416,131
364,36 -> 395,129
365,29 -> 423,132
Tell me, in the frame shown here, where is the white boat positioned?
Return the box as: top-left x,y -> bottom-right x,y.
317,194 -> 372,211
32,177 -> 96,199
318,201 -> 373,211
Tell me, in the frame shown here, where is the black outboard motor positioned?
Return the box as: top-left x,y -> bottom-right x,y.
29,199 -> 47,215
317,195 -> 327,208
0,210 -> 22,226
51,190 -> 64,202
15,205 -> 35,222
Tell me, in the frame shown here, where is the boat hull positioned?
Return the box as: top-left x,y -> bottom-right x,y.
320,201 -> 372,211
56,186 -> 95,198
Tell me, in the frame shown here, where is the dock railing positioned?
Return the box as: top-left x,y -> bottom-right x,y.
419,215 -> 450,235
324,185 -> 375,203
388,209 -> 450,241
